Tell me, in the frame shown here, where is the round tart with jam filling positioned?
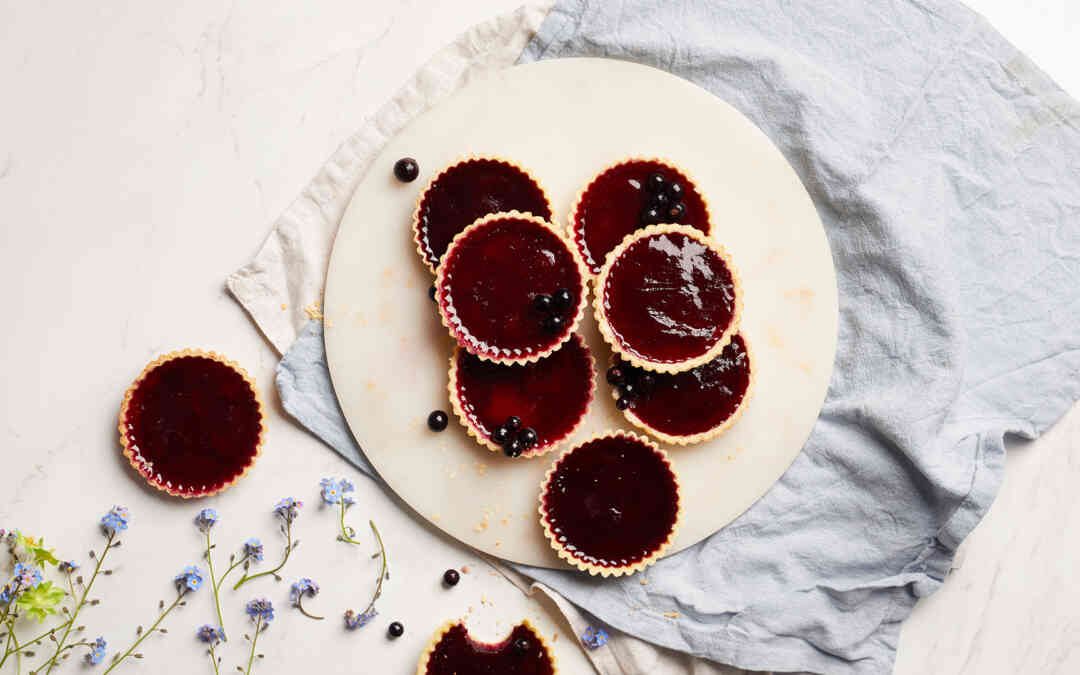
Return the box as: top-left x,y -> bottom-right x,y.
416,619 -> 557,675
609,333 -> 755,445
118,350 -> 265,498
436,211 -> 588,365
449,333 -> 595,457
568,158 -> 711,275
539,431 -> 681,577
414,157 -> 553,272
595,224 -> 742,374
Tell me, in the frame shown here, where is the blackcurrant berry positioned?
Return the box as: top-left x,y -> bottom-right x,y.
666,202 -> 686,222
649,192 -> 670,209
443,569 -> 460,586
621,382 -> 637,398
543,314 -> 565,332
393,158 -> 419,182
514,638 -> 531,654
639,373 -> 657,392
640,207 -> 662,226
388,621 -> 404,638
645,172 -> 666,192
533,293 -> 553,313
504,437 -> 524,458
665,181 -> 684,200
606,367 -> 625,386
518,427 -> 538,448
492,425 -> 510,445
615,397 -> 631,411
505,416 -> 522,432
427,410 -> 449,431
552,288 -> 573,311
428,285 -> 437,302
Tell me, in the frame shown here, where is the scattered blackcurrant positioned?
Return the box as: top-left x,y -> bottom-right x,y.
428,284 -> 437,302
543,314 -> 565,332
621,382 -> 637,398
533,293 -> 553,313
552,288 -> 573,311
665,181 -> 684,200
649,192 -> 670,209
492,425 -> 510,445
504,437 -> 524,458
645,172 -> 666,192
443,569 -> 460,586
505,416 -> 522,432
615,397 -> 631,411
388,621 -> 405,638
393,157 -> 419,182
640,207 -> 662,226
518,427 -> 538,449
639,373 -> 657,392
514,637 -> 531,654
606,366 -> 625,386
427,410 -> 449,431
666,202 -> 686,222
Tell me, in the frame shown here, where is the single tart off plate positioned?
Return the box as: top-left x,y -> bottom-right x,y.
595,224 -> 742,373
449,333 -> 595,458
416,620 -> 557,675
539,431 -> 681,576
568,157 -> 712,275
609,333 -> 755,445
436,211 -> 589,364
118,349 -> 265,498
413,156 -> 553,272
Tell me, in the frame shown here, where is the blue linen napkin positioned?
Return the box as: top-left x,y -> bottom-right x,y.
274,1 -> 1080,672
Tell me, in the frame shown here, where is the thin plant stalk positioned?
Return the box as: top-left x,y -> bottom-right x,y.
42,532 -> 115,674
233,524 -> 292,591
102,591 -> 185,674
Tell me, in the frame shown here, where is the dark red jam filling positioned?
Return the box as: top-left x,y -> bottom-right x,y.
542,435 -> 679,569
603,230 -> 736,365
618,334 -> 751,437
573,160 -> 710,273
454,334 -> 592,454
417,159 -> 551,269
440,215 -> 583,359
122,356 -> 261,495
424,623 -> 555,675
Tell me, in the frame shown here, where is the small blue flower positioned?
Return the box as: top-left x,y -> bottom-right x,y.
289,578 -> 319,606
319,478 -> 341,505
581,626 -> 609,650
196,624 -> 224,645
343,608 -> 377,630
245,598 -> 274,624
273,498 -> 302,523
85,637 -> 107,665
338,478 -> 355,494
58,560 -> 79,574
100,506 -> 130,535
342,496 -> 356,507
242,538 -> 264,563
194,509 -> 219,533
174,565 -> 205,593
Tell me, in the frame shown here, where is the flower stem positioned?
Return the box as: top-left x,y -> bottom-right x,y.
42,532 -> 115,675
102,590 -> 185,674
243,617 -> 262,675
204,532 -> 226,640
296,596 -> 323,621
361,521 -> 387,617
338,501 -> 361,545
233,523 -> 292,591
206,642 -> 220,675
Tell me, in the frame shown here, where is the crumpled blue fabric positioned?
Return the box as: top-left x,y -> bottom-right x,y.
276,1 -> 1080,672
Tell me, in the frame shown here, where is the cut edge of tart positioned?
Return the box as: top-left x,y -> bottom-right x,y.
612,334 -> 757,446
117,349 -> 266,499
537,430 -> 683,578
447,333 -> 597,458
412,155 -> 555,274
567,156 -> 715,276
594,223 -> 743,374
435,210 -> 590,366
414,618 -> 558,675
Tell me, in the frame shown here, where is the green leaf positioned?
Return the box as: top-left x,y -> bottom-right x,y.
13,531 -> 60,568
16,582 -> 65,622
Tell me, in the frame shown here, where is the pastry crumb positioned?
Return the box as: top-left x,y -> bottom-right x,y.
501,518 -> 509,526
280,303 -> 288,310
663,611 -> 679,619
552,632 -> 559,642
495,540 -> 501,547
474,462 -> 488,477
640,579 -> 648,585
432,513 -> 441,521
461,565 -> 470,574
304,301 -> 324,320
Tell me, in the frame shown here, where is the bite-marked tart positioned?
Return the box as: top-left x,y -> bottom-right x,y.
436,211 -> 589,365
568,157 -> 712,275
448,333 -> 595,458
118,349 -> 265,498
608,333 -> 755,445
595,224 -> 742,374
413,156 -> 554,273
416,619 -> 557,675
538,431 -> 681,577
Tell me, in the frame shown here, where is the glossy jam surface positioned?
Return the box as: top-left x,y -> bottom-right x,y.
455,334 -> 593,454
623,334 -> 751,437
603,230 -> 736,364
122,356 -> 261,495
424,623 -> 555,675
573,160 -> 709,273
440,216 -> 583,359
542,435 -> 679,569
417,159 -> 551,269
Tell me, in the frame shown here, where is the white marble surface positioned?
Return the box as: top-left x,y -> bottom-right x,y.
0,1 -> 1076,674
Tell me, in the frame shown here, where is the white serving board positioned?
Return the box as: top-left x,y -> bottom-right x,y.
324,58 -> 838,568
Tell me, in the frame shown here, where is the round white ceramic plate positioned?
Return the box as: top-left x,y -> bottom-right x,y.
324,57 -> 837,568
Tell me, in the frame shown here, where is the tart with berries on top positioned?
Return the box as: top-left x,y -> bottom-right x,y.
607,333 -> 755,445
538,431 -> 681,577
568,158 -> 712,275
435,211 -> 589,365
118,350 -> 265,498
414,156 -> 553,272
448,333 -> 595,458
416,619 -> 557,675
595,224 -> 742,374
